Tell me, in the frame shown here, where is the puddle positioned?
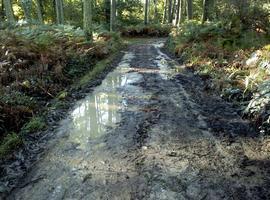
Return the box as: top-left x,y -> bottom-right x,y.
68,52 -> 142,150
66,42 -> 179,150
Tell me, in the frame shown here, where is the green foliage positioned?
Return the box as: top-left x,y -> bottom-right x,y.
57,91 -> 68,100
169,19 -> 270,133
0,91 -> 36,108
245,79 -> 270,132
117,0 -> 144,25
14,25 -> 85,48
174,21 -> 225,43
21,117 -> 46,134
171,20 -> 269,52
0,133 -> 22,158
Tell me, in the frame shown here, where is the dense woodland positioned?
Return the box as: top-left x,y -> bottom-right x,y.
0,0 -> 269,33
0,0 -> 269,157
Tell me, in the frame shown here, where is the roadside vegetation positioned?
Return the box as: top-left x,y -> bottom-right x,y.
0,25 -> 122,158
0,0 -> 270,159
167,0 -> 270,133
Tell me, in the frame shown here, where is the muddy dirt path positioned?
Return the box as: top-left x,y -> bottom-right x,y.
6,40 -> 270,199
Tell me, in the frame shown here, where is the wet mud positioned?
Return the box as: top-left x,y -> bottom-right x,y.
3,39 -> 270,200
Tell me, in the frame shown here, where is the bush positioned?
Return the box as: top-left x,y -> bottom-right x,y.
245,80 -> 270,133
0,24 -> 123,157
168,20 -> 270,133
0,133 -> 22,158
0,91 -> 36,107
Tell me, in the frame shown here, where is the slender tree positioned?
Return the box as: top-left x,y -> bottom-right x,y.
0,0 -> 5,20
169,0 -> 176,23
163,0 -> 168,23
168,0 -> 172,23
175,0 -> 180,25
3,0 -> 15,24
35,0 -> 43,23
104,0 -> 110,24
55,0 -> 64,24
153,0 -> 158,23
21,0 -> 32,23
83,0 -> 92,41
186,0 -> 192,20
179,0 -> 184,24
144,0 -> 149,25
110,0 -> 116,31
183,0 -> 186,19
202,0 -> 212,23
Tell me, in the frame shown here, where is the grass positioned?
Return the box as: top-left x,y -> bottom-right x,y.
76,51 -> 120,88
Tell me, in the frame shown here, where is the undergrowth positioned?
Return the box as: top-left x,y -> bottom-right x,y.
121,24 -> 172,37
0,133 -> 22,158
0,25 -> 122,158
167,21 -> 270,133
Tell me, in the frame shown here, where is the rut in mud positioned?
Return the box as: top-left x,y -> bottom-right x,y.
5,40 -> 270,199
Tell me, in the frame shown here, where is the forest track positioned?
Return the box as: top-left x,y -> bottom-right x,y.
5,39 -> 270,200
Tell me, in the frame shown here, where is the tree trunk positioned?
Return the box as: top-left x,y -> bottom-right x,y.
162,0 -> 168,24
55,0 -> 64,24
104,0 -> 110,25
168,0 -> 172,23
35,0 -> 43,23
0,0 -> 5,20
3,0 -> 15,24
110,0 -> 116,31
186,0 -> 192,20
183,0 -> 186,19
179,0 -> 184,24
169,0 -> 176,23
153,0 -> 158,23
202,0 -> 212,23
21,0 -> 32,23
144,0 -> 149,25
175,0 -> 180,25
59,0 -> 64,23
83,0 -> 92,41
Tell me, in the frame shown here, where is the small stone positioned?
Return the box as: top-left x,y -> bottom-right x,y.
167,151 -> 177,157
142,146 -> 148,150
0,184 -> 8,193
82,173 -> 92,183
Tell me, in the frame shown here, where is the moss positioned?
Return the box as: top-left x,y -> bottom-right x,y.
0,133 -> 22,158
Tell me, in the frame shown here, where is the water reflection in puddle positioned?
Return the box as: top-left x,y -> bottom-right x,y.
69,52 -> 140,149
66,42 -> 182,150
